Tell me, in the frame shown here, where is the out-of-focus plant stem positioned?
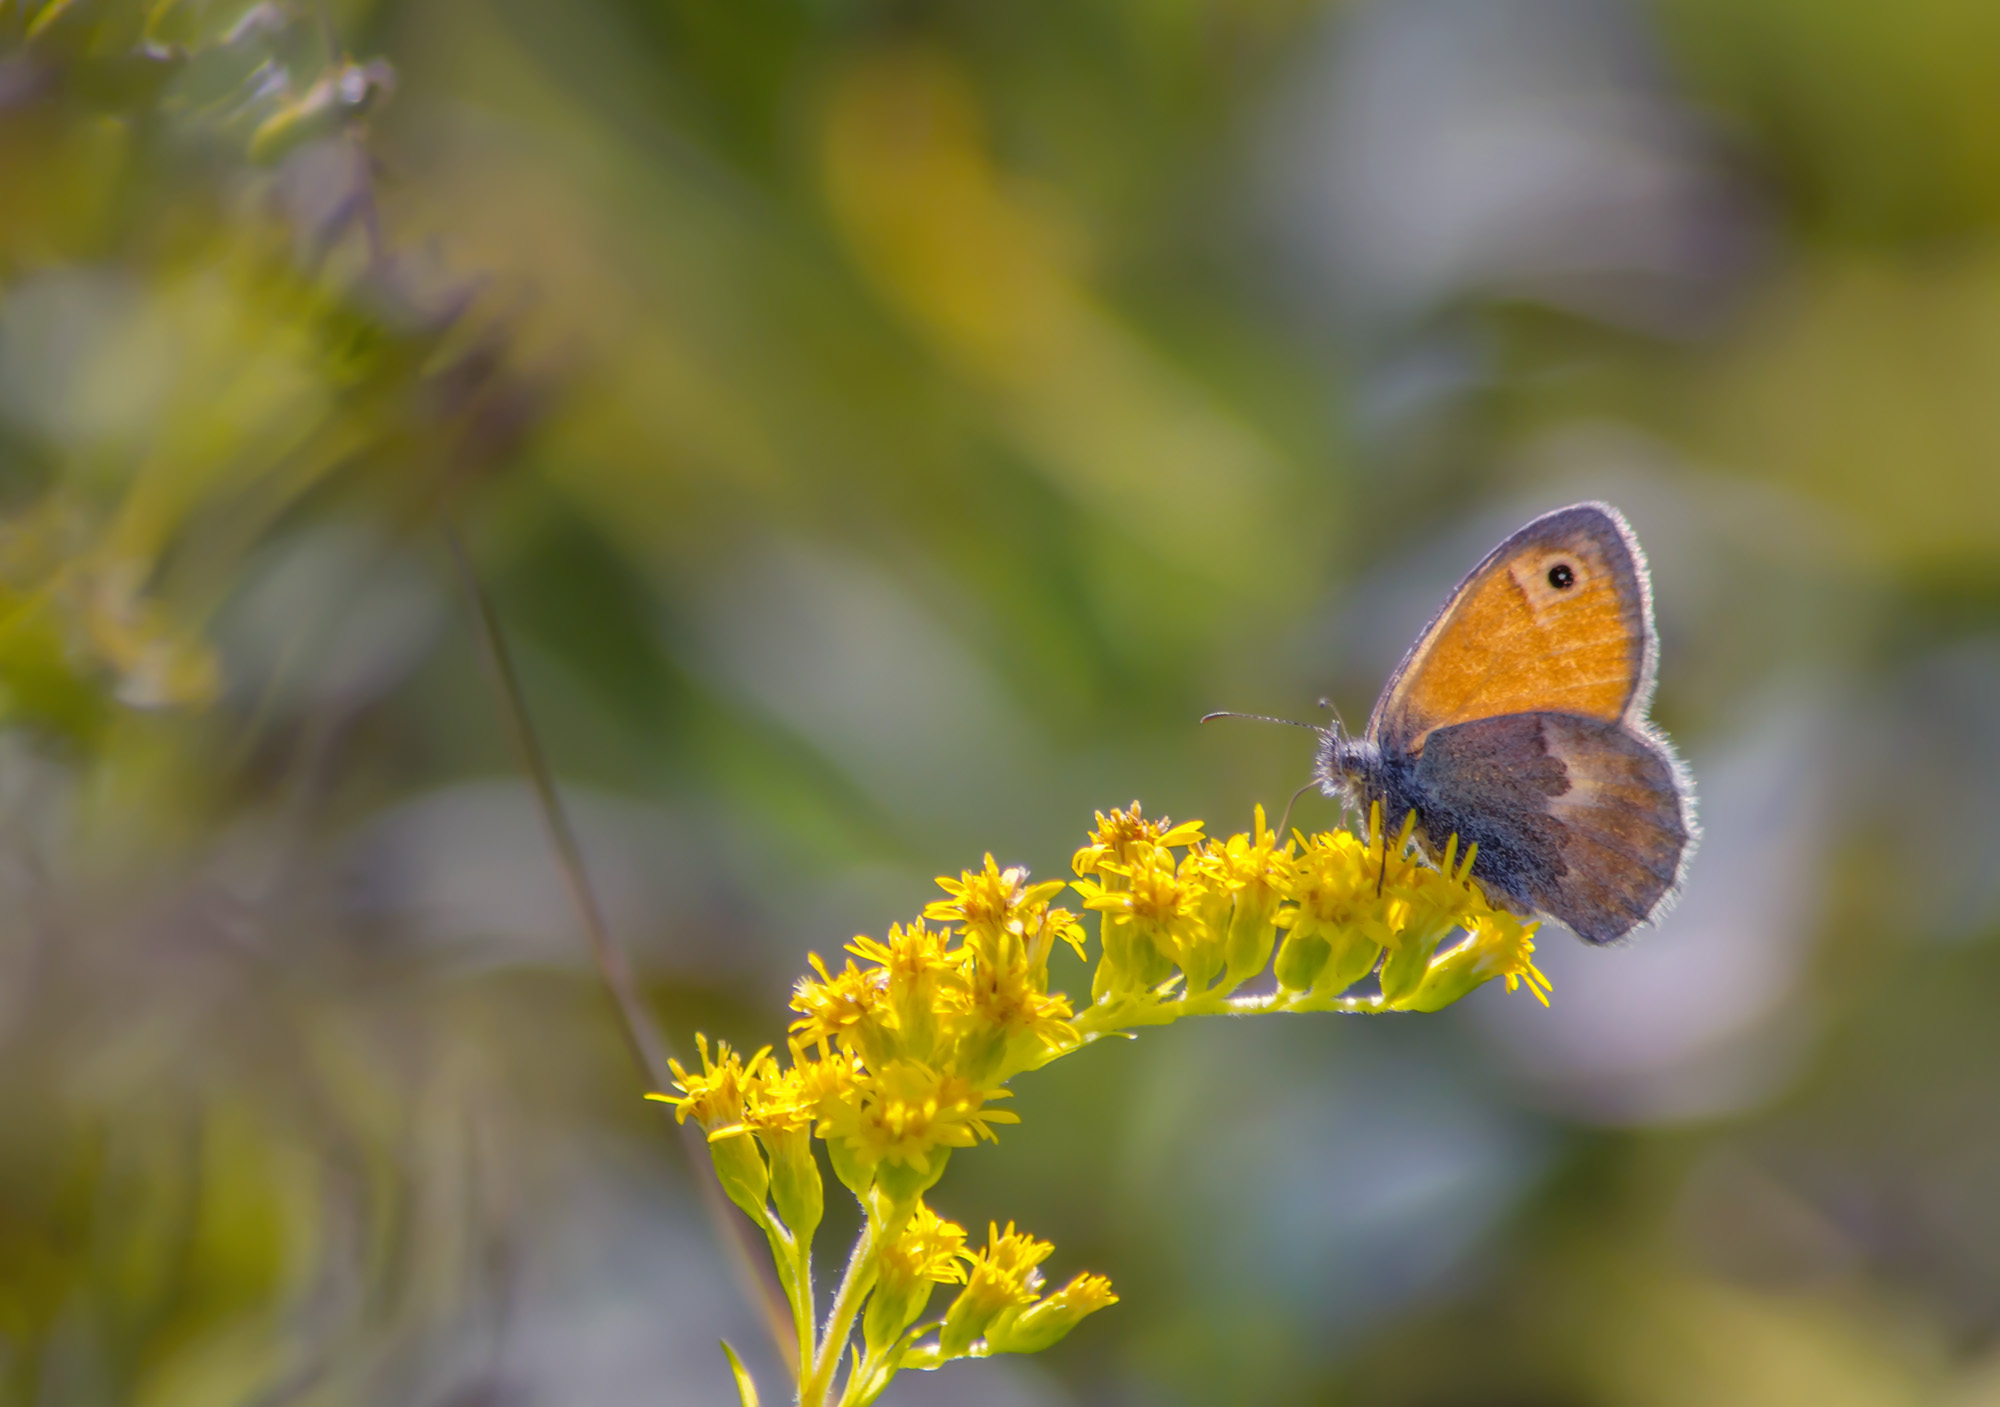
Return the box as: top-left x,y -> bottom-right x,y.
443,525 -> 797,1376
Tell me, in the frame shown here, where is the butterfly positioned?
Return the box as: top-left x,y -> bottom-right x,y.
1222,503 -> 1696,945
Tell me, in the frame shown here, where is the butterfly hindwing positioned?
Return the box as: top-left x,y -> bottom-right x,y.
1409,711 -> 1691,944
1369,504 -> 1655,757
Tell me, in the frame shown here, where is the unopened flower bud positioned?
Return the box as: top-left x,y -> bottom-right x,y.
985,1273 -> 1118,1355
707,1130 -> 770,1220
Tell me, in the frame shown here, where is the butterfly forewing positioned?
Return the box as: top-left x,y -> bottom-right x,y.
1368,504 -> 1655,756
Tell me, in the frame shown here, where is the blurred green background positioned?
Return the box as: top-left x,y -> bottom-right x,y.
5,0 -> 2000,1403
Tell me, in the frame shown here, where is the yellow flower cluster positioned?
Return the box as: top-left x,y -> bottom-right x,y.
657,802 -> 1549,1407
1069,801 -> 1548,1020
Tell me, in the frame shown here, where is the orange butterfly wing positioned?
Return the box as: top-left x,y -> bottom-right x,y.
1368,503 -> 1656,755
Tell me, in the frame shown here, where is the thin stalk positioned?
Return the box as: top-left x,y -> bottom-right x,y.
793,1236 -> 817,1372
444,526 -> 795,1373
1057,987 -> 1381,1047
801,1221 -> 879,1407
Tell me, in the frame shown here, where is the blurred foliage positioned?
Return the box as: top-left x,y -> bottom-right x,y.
1,0 -> 1999,1404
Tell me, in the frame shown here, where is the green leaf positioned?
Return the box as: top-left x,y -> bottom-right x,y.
720,1341 -> 760,1407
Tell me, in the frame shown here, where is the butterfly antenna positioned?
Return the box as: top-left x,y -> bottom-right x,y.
1200,711 -> 1324,732
1204,709 -> 1329,840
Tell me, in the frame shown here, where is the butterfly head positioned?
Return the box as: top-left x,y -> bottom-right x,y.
1313,718 -> 1381,810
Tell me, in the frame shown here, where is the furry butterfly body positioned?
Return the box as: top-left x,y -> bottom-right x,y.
1318,503 -> 1696,944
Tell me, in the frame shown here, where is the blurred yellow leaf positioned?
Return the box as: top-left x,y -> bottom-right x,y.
820,47 -> 1300,597
1693,250 -> 2000,569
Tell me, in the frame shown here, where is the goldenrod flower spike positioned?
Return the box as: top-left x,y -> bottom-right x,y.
692,802 -> 1559,1407
938,1222 -> 1054,1359
863,1201 -> 970,1359
985,1271 -> 1119,1356
649,1033 -> 756,1133
925,854 -> 1064,948
1071,802 -> 1205,879
645,1036 -> 772,1219
848,921 -> 956,1064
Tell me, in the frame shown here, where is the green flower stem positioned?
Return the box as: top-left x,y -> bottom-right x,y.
1058,986 -> 1383,1045
1222,989 -> 1386,1016
1016,984 -> 1386,1079
835,1322 -> 928,1407
794,1234 -> 817,1376
801,1220 -> 880,1407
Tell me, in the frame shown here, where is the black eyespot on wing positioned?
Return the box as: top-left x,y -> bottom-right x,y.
1547,562 -> 1576,590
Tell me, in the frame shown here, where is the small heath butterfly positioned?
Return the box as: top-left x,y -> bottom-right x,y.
1220,503 -> 1697,944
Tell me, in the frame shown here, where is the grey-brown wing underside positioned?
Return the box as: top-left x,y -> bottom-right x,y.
1411,710 -> 1692,944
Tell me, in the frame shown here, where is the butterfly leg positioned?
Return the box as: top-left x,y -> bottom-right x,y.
1375,795 -> 1390,897
1276,778 -> 1317,842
